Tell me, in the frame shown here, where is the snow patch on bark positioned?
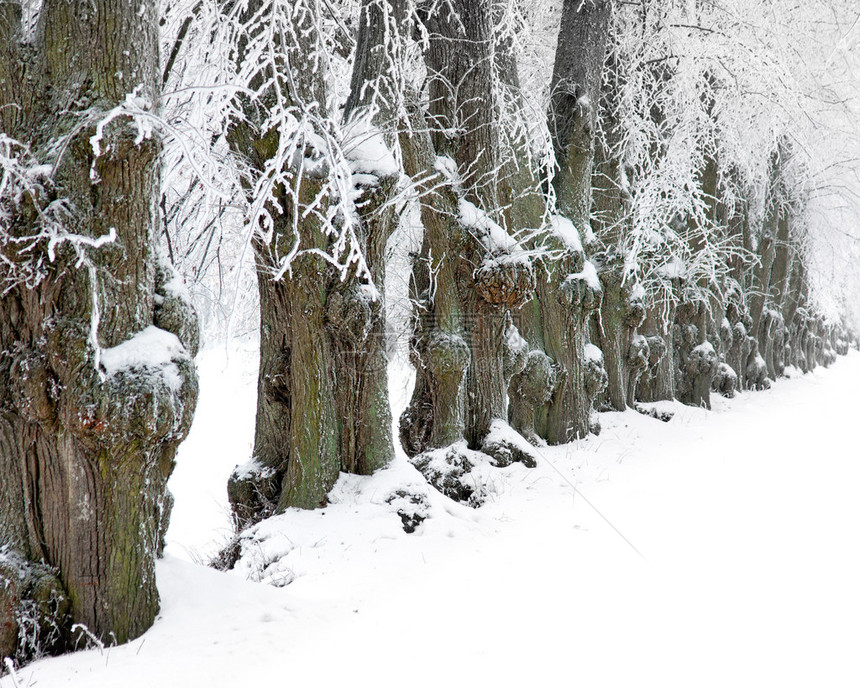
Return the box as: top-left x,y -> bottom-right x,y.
568,260 -> 601,291
154,252 -> 193,306
100,325 -> 189,391
505,322 -> 528,352
231,458 -> 276,481
691,341 -> 715,357
549,214 -> 582,253
342,117 -> 399,178
483,420 -> 539,467
458,198 -> 517,253
433,155 -> 459,183
585,343 -> 604,363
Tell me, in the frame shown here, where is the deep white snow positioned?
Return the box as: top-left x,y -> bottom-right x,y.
3,348 -> 859,688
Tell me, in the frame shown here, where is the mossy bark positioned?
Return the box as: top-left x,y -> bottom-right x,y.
520,252 -> 601,443
226,0 -> 397,521
398,97 -> 470,456
512,0 -> 610,442
409,0 -> 533,453
1,0 -> 198,655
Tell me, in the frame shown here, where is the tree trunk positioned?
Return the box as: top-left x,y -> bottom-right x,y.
638,282 -> 679,402
516,0 -> 610,441
493,11 -> 564,445
400,0 -> 543,494
590,43 -> 649,413
1,0 -> 198,658
783,257 -> 807,367
764,204 -> 795,377
398,101 -> 471,457
334,0 -> 402,480
674,287 -> 718,407
226,0 -> 397,522
749,150 -> 785,352
422,0 -> 534,451
551,0 -> 611,226
521,248 -> 602,442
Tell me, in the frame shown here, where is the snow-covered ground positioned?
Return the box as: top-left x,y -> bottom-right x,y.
4,348 -> 860,688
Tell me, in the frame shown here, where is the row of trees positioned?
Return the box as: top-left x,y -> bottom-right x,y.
2,0 -> 858,669
220,0 -> 859,515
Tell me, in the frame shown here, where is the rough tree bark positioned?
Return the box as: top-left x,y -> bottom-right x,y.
762,197 -> 802,378
398,101 -> 471,458
716,280 -> 748,396
784,258 -> 809,370
336,0 -> 403,478
226,0 -> 398,524
516,0 -> 610,441
748,151 -> 783,361
590,47 -> 651,412
492,6 -> 561,446
424,0 -> 530,450
401,0 -> 535,463
1,0 -> 198,659
673,286 -> 718,408
637,281 -> 679,403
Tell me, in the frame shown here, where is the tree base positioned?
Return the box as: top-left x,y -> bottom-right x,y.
0,549 -> 69,666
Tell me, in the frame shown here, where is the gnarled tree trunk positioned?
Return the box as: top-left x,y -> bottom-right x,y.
1,0 -> 198,660
226,0 -> 398,523
402,0 -> 535,462
516,0 -> 610,441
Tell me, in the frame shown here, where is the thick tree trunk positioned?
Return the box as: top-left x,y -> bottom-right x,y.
636,332 -> 668,404
400,0 -> 542,495
225,0 -> 339,515
1,0 -> 198,658
520,248 -> 602,442
493,14 -> 563,445
332,0 -> 401,481
721,281 -> 751,392
749,151 -> 785,353
422,0 -> 533,450
590,64 -> 648,411
783,258 -> 807,368
725,177 -> 752,287
226,0 -> 397,522
638,284 -> 678,402
551,0 -> 611,225
762,206 -> 795,377
398,103 -> 470,457
674,287 -> 718,407
515,0 -> 610,441
425,0 -> 498,209
589,256 -> 646,411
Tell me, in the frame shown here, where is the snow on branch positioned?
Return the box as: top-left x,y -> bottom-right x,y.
202,0 -> 387,291
0,134 -> 119,302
